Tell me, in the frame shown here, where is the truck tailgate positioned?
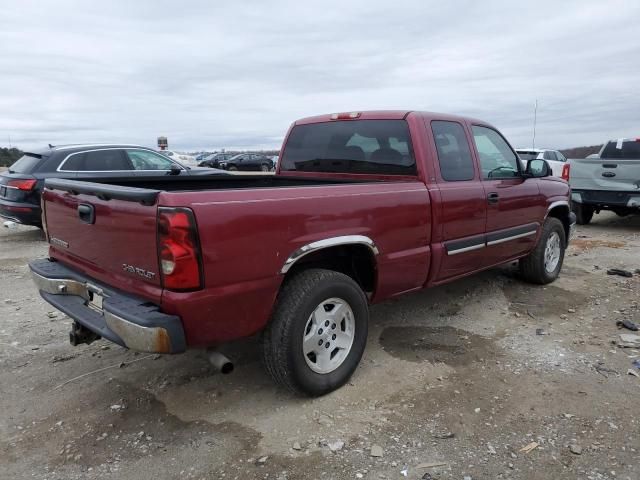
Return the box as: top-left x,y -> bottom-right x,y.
42,179 -> 163,302
569,157 -> 640,191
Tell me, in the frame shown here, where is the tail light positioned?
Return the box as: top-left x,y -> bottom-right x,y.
157,207 -> 203,291
561,164 -> 570,181
8,178 -> 37,191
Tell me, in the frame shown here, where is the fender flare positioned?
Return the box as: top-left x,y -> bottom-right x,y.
280,235 -> 379,274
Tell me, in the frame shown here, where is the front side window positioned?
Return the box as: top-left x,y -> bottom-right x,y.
126,149 -> 176,170
431,121 -> 475,181
472,126 -> 520,179
281,120 -> 416,175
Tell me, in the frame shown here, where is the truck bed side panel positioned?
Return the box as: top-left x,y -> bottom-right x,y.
158,182 -> 432,345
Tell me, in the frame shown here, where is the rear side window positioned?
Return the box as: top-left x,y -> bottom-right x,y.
472,126 -> 520,179
61,149 -> 133,171
544,151 -> 557,161
281,120 -> 416,175
601,140 -> 640,159
9,154 -> 42,173
431,121 -> 475,181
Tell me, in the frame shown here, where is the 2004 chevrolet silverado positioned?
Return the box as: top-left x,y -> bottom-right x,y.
30,111 -> 575,396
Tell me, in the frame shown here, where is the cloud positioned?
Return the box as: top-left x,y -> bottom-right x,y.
1,0 -> 638,150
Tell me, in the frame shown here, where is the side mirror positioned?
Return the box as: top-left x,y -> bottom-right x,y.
525,159 -> 551,178
167,164 -> 182,175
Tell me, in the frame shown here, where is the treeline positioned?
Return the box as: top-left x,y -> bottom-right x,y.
0,147 -> 24,167
560,145 -> 602,159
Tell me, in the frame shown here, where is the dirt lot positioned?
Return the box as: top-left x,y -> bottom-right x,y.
1,213 -> 639,480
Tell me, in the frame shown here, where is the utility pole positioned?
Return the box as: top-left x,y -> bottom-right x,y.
532,99 -> 538,149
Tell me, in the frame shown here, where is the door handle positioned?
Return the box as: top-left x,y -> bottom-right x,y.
77,203 -> 95,224
487,192 -> 499,204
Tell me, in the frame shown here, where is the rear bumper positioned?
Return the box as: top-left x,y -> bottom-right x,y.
571,189 -> 640,208
29,258 -> 186,353
0,199 -> 41,226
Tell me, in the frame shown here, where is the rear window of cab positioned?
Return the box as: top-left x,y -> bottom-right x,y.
281,120 -> 416,175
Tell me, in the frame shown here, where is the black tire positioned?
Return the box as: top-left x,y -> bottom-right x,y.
228,165 -> 238,171
260,163 -> 270,172
573,204 -> 593,225
261,268 -> 369,396
519,217 -> 566,285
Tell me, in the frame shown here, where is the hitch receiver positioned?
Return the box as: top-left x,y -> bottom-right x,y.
69,321 -> 101,346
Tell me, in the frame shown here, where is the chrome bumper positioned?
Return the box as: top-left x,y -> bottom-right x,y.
30,260 -> 185,354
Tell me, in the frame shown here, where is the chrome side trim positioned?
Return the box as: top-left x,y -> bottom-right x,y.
281,235 -> 379,274
486,230 -> 536,246
447,243 -> 485,255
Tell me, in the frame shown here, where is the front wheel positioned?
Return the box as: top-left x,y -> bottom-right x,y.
227,165 -> 238,171
261,269 -> 369,396
519,217 -> 566,285
260,163 -> 270,172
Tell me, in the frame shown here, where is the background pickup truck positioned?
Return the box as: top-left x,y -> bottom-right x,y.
569,138 -> 640,224
30,110 -> 575,396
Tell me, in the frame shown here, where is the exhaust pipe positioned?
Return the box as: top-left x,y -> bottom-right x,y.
207,349 -> 234,374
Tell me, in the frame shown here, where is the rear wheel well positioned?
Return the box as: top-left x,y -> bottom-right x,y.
547,205 -> 571,243
285,244 -> 377,295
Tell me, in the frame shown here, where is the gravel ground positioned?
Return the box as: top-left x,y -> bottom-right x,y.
1,212 -> 639,480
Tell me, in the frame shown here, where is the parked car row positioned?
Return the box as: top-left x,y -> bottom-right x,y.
198,152 -> 276,171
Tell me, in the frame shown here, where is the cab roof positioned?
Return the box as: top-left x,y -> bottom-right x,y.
294,110 -> 493,127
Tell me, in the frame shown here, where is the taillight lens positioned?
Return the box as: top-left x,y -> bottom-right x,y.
561,164 -> 570,181
8,178 -> 37,191
157,207 -> 203,291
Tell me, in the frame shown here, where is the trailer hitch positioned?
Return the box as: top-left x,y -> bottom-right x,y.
69,321 -> 101,346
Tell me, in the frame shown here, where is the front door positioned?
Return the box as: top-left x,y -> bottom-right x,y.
470,125 -> 545,267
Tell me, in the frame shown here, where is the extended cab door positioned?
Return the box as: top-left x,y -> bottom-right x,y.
427,120 -> 487,282
470,125 -> 545,267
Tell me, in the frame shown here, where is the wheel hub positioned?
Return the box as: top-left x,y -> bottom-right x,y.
544,232 -> 561,273
302,297 -> 354,374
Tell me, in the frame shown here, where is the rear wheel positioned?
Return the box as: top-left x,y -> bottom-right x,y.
519,217 -> 566,284
261,269 -> 369,396
573,204 -> 594,225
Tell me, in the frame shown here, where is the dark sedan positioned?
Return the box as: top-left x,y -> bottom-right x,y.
0,144 -> 225,227
220,153 -> 275,172
198,152 -> 235,169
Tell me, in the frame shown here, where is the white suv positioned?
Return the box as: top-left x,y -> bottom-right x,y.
516,148 -> 567,177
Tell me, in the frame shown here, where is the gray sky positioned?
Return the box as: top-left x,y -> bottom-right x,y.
1,0 -> 638,151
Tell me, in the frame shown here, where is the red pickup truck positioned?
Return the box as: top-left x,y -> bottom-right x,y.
30,111 -> 575,396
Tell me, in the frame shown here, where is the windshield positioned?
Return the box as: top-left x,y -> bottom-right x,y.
516,151 -> 540,161
601,140 -> 640,159
9,154 -> 43,173
281,119 -> 416,175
